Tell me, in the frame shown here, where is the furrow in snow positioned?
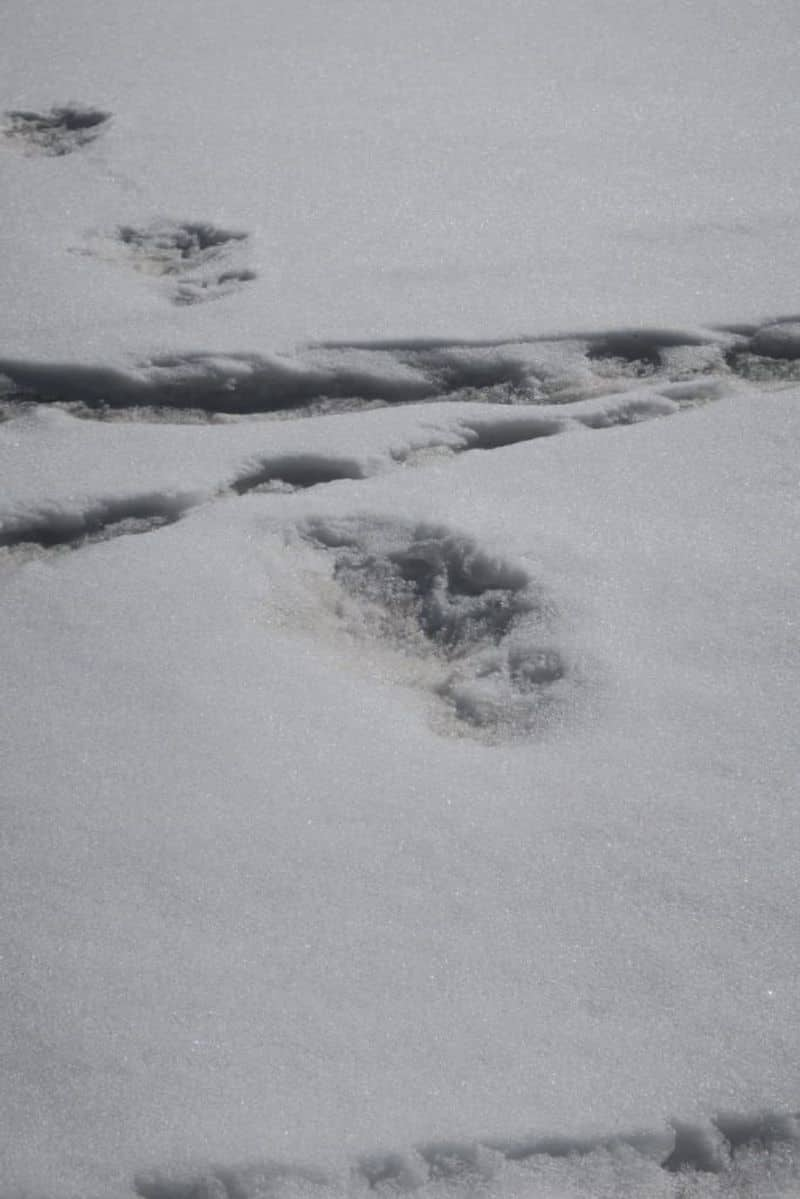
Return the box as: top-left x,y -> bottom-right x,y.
5,315 -> 797,420
0,493 -> 193,551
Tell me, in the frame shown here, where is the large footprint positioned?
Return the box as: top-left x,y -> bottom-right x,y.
302,515 -> 569,739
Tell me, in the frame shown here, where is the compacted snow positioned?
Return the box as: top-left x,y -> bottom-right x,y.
2,3 -> 799,1198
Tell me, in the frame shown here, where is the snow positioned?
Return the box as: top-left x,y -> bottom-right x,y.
2,2 -> 799,1198
3,0 -> 800,361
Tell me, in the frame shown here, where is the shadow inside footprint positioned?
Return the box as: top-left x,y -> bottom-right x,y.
305,518 -> 567,738
332,529 -> 532,659
116,222 -> 247,271
110,221 -> 255,304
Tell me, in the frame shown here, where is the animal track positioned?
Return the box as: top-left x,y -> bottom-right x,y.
0,494 -> 190,552
133,1105 -> 800,1198
80,221 -> 256,306
117,221 -> 246,261
302,517 -> 567,738
2,105 -> 110,155
586,328 -> 709,372
231,454 -> 365,494
437,394 -> 680,457
2,318 -> 798,420
0,318 -> 744,419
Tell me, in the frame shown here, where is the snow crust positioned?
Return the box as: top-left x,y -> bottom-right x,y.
2,3 -> 800,1197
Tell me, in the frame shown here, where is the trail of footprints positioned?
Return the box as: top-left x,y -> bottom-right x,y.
133,1106 -> 800,1198
0,328 -> 779,740
3,100 -> 800,408
7,99 -> 799,1176
3,100 -> 256,305
0,393 -> 680,556
3,113 -> 798,738
3,316 -> 800,418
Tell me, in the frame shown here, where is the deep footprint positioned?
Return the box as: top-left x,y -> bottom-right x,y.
303,517 -> 567,737
232,454 -> 364,494
0,494 -> 190,552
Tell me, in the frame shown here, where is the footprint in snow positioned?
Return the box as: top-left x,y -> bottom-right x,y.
2,105 -> 111,155
302,515 -> 569,740
79,220 -> 257,306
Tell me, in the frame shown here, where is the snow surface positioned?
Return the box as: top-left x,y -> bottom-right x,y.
3,0 -> 800,361
2,2 -> 800,1198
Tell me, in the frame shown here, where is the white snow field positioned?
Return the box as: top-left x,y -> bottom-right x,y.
2,2 -> 800,1198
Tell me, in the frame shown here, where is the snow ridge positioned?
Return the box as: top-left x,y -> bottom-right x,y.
132,1107 -> 800,1199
